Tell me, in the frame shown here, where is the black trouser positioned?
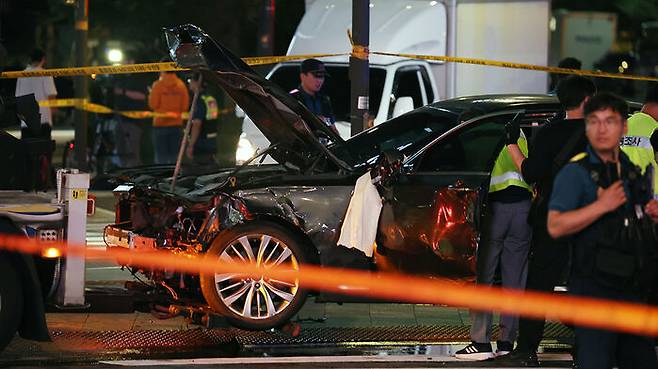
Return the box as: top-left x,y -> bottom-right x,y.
569,277 -> 657,369
515,217 -> 571,353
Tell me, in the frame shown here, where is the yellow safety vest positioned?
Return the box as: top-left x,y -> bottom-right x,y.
620,112 -> 658,197
489,134 -> 532,194
201,94 -> 219,120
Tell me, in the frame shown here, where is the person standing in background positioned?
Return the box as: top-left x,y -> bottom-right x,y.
290,58 -> 338,135
621,84 -> 658,198
148,68 -> 189,164
111,53 -> 150,167
186,73 -> 219,166
15,48 -> 57,139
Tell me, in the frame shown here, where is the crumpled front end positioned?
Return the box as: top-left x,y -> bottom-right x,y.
103,185 -> 253,300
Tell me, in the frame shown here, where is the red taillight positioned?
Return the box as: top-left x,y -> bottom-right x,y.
68,142 -> 75,149
87,194 -> 96,216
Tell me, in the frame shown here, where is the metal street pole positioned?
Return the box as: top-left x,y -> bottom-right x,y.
257,0 -> 275,56
73,0 -> 88,170
350,0 -> 369,136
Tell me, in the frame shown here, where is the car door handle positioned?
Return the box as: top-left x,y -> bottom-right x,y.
447,179 -> 468,190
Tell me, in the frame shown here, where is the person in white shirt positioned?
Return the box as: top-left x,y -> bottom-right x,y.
15,48 -> 57,139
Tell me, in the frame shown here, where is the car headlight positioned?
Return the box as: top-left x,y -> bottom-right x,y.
235,133 -> 256,164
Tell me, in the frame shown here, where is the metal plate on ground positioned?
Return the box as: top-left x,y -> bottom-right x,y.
46,323 -> 572,350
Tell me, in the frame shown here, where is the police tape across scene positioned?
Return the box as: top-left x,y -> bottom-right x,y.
1,232 -> 658,337
2,51 -> 657,83
36,98 -> 233,119
0,53 -> 347,79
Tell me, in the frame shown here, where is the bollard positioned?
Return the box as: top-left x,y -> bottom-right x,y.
55,170 -> 90,307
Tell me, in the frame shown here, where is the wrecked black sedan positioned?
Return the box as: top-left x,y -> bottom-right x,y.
104,25 -> 562,330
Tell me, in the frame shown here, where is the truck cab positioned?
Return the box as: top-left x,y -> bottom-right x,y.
236,0 -> 550,163
0,94 -> 90,352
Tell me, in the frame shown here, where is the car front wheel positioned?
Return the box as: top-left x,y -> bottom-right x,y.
200,222 -> 309,330
0,256 -> 24,352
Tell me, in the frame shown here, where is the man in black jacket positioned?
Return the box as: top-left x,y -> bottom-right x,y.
290,58 -> 338,135
499,75 -> 596,365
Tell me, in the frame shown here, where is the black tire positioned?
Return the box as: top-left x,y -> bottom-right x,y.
0,257 -> 24,352
200,222 -> 309,330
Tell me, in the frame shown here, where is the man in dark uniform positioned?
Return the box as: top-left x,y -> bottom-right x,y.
500,75 -> 596,365
290,58 -> 338,135
111,53 -> 151,167
547,93 -> 658,369
186,73 -> 219,166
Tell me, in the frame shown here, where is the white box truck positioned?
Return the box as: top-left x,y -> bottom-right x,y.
237,0 -> 550,163
549,10 -> 617,70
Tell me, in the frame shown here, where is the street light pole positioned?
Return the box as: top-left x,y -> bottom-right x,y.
350,0 -> 369,136
73,0 -> 88,170
257,0 -> 275,56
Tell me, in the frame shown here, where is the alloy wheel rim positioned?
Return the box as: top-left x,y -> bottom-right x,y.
214,233 -> 300,320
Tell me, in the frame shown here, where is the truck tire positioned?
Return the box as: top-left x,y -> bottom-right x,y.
0,257 -> 24,352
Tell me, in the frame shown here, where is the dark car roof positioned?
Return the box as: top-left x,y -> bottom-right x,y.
428,94 -> 560,120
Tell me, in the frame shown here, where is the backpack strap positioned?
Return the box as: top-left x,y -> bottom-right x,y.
552,124 -> 585,177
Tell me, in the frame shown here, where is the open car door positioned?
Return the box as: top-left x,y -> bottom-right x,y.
375,111 -> 523,281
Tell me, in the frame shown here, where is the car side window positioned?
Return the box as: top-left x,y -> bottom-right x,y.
416,116 -> 509,172
388,67 -> 423,119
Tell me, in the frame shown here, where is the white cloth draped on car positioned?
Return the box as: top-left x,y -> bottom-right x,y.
337,172 -> 383,257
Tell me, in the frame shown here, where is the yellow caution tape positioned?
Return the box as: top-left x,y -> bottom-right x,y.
351,45 -> 370,60
347,29 -> 369,60
242,53 -> 346,66
37,98 -> 232,120
1,54 -> 347,79
1,62 -> 185,79
373,51 -> 658,83
4,51 -> 656,82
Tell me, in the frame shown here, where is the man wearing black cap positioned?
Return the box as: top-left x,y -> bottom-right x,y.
291,58 -> 338,135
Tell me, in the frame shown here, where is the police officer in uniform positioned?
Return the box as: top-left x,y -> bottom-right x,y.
290,59 -> 339,135
186,73 -> 219,165
548,92 -> 658,369
500,75 -> 596,365
455,132 -> 533,360
621,85 -> 658,198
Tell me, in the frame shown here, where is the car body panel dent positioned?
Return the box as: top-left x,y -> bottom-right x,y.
236,186 -> 353,256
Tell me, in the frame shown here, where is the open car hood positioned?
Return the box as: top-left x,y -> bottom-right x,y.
164,24 -> 351,173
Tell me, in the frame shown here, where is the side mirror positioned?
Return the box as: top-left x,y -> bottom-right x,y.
392,96 -> 414,118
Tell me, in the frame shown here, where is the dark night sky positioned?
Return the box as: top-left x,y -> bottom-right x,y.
1,0 -> 305,68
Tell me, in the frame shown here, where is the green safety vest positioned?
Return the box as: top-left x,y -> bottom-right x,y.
620,112 -> 658,197
201,94 -> 219,120
489,134 -> 531,194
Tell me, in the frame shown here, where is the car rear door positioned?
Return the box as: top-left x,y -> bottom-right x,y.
375,111 -> 520,281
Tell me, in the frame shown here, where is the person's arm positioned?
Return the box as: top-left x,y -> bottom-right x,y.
506,143 -> 526,172
547,181 -> 627,238
124,89 -> 146,101
644,199 -> 658,223
180,85 -> 190,112
186,119 -> 202,159
45,76 -> 57,114
148,83 -> 160,110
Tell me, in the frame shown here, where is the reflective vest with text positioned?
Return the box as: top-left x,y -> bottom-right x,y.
489,134 -> 531,194
620,112 -> 658,198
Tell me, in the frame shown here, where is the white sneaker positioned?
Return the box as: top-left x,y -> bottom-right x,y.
455,342 -> 495,361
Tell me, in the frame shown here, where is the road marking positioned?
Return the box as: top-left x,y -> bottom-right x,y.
86,266 -> 123,270
101,353 -> 572,366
